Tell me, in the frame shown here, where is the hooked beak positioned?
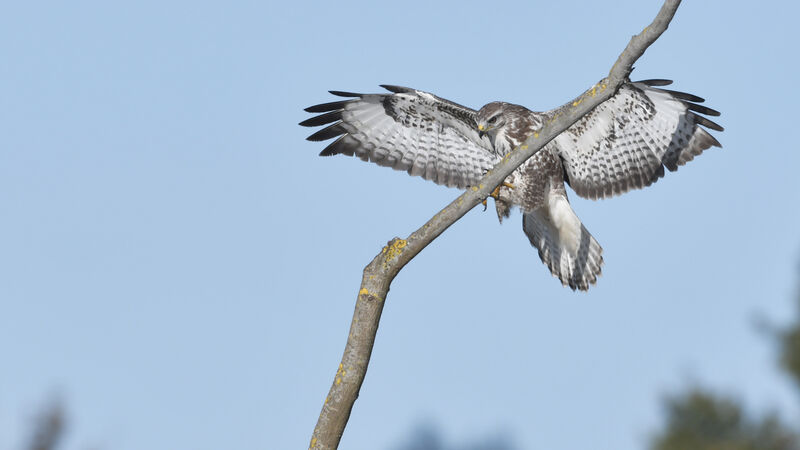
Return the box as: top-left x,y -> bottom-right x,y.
477,124 -> 486,139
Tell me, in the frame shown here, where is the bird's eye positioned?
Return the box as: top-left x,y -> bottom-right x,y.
488,116 -> 498,124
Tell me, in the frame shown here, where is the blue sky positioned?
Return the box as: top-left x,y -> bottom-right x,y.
1,1 -> 799,449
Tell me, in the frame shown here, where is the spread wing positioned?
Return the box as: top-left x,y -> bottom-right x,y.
550,79 -> 723,200
300,86 -> 498,189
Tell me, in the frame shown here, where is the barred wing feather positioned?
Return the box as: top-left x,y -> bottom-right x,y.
301,86 -> 497,189
551,80 -> 723,200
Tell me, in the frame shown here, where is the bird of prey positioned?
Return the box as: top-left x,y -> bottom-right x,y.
300,79 -> 722,290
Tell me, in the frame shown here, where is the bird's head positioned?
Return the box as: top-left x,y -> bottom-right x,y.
476,102 -> 508,139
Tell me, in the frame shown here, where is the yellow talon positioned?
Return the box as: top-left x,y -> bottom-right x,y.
481,182 -> 515,211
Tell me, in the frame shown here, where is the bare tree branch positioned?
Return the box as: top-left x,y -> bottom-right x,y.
309,1 -> 682,448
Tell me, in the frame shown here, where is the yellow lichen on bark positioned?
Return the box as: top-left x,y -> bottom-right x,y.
381,239 -> 407,263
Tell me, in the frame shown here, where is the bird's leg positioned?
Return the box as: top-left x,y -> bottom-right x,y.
482,182 -> 516,210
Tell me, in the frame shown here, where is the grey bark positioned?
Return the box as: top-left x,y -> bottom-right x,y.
309,1 -> 682,448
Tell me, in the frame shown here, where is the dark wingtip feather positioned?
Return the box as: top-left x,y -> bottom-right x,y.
380,84 -> 415,94
686,102 -> 721,117
319,141 -> 342,156
329,90 -> 362,98
319,135 -> 358,157
639,79 -> 673,86
319,147 -> 337,156
306,123 -> 347,142
304,100 -> 348,113
299,110 -> 342,127
659,88 -> 705,103
695,128 -> 723,149
693,114 -> 724,132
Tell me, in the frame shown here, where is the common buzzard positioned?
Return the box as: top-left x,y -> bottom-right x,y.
300,80 -> 722,290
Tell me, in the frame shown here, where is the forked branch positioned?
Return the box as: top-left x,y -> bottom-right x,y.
309,1 -> 682,448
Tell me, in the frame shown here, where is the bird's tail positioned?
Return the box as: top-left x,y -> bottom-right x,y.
522,197 -> 603,291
